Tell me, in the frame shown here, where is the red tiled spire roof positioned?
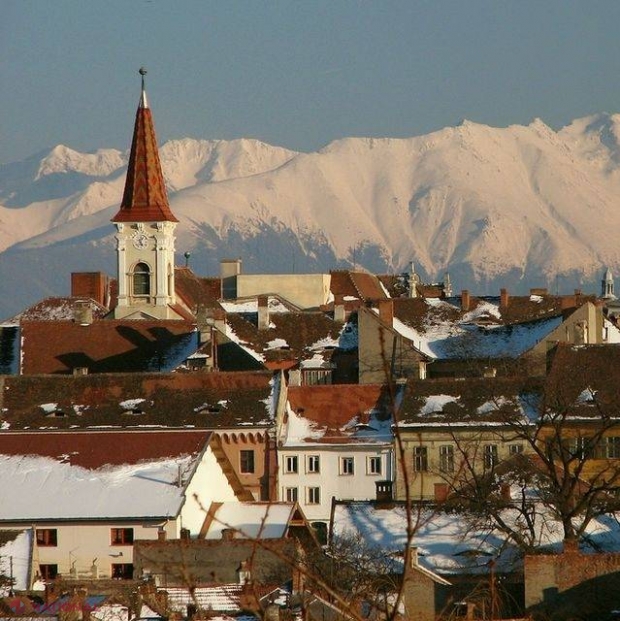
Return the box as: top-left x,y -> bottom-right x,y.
112,68 -> 178,223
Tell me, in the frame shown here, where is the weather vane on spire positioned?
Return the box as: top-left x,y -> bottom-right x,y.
138,67 -> 148,108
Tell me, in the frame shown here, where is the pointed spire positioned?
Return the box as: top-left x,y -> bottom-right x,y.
112,68 -> 178,223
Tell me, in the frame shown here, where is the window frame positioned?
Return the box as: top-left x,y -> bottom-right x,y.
439,445 -> 454,473
284,455 -> 299,474
413,446 -> 428,472
306,454 -> 320,474
306,486 -> 321,505
240,449 -> 255,474
132,262 -> 151,297
36,528 -> 58,547
340,456 -> 355,476
284,487 -> 298,502
39,564 -> 58,581
111,563 -> 134,580
111,527 -> 134,546
483,444 -> 499,470
367,456 -> 382,475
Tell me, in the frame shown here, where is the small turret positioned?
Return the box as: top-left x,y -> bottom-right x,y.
602,267 -> 616,300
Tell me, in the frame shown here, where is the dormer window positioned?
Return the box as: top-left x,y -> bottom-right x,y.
133,262 -> 151,296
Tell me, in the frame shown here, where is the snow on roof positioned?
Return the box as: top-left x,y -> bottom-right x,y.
385,302 -> 564,360
0,529 -> 31,593
204,502 -> 295,539
163,586 -> 253,615
333,502 -> 620,575
0,454 -> 196,521
283,407 -> 326,444
220,296 -> 293,315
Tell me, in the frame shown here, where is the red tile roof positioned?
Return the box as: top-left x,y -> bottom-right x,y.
0,429 -> 211,469
287,384 -> 395,427
0,370 -> 275,430
20,319 -> 198,374
112,93 -> 178,223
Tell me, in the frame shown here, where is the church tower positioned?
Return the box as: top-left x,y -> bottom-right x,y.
112,68 -> 180,320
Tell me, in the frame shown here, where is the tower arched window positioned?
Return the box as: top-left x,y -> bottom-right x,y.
133,262 -> 151,296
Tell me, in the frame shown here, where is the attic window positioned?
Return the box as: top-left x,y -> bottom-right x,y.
195,403 -> 221,414
40,403 -> 65,417
123,408 -> 145,416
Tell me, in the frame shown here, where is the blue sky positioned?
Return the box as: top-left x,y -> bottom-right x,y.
3,1 -> 620,164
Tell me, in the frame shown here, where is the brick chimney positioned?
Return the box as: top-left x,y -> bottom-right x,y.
500,288 -> 509,308
333,294 -> 346,323
461,290 -> 470,312
377,299 -> 394,325
257,295 -> 269,330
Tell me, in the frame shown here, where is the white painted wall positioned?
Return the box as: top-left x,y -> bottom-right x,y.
180,445 -> 240,535
237,274 -> 331,309
277,444 -> 393,523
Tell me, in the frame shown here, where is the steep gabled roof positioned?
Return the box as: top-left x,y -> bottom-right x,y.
5,296 -> 109,323
112,76 -> 178,223
368,293 -> 592,360
545,344 -> 620,419
329,270 -> 388,306
0,370 -> 276,430
174,267 -> 223,312
20,319 -> 198,374
282,384 -> 399,445
224,311 -> 348,369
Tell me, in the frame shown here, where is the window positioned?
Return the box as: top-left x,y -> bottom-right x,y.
484,444 -> 499,470
439,445 -> 454,473
36,528 -> 57,547
568,436 -> 592,459
367,456 -> 382,475
39,564 -> 58,581
413,446 -> 428,472
307,487 -> 321,505
509,443 -> 524,455
240,450 -> 255,474
306,455 -> 320,474
285,487 -> 298,502
132,262 -> 151,296
597,436 -> 620,459
340,457 -> 355,475
111,563 -> 134,580
111,528 -> 134,545
284,455 -> 298,474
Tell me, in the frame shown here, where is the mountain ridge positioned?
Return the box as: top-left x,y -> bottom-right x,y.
1,114 -> 619,318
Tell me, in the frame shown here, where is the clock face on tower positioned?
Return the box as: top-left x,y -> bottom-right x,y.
132,232 -> 149,249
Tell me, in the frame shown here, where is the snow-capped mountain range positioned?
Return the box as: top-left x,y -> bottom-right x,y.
2,113 -> 620,319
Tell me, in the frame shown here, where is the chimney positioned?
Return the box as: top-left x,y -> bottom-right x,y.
157,528 -> 166,542
180,528 -> 190,541
237,560 -> 251,585
461,290 -> 470,312
333,294 -> 346,323
530,287 -> 548,296
220,258 -> 242,299
377,299 -> 394,325
222,528 -> 235,541
500,288 -> 509,308
257,295 -> 269,330
406,545 -> 419,568
74,302 -> 93,326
